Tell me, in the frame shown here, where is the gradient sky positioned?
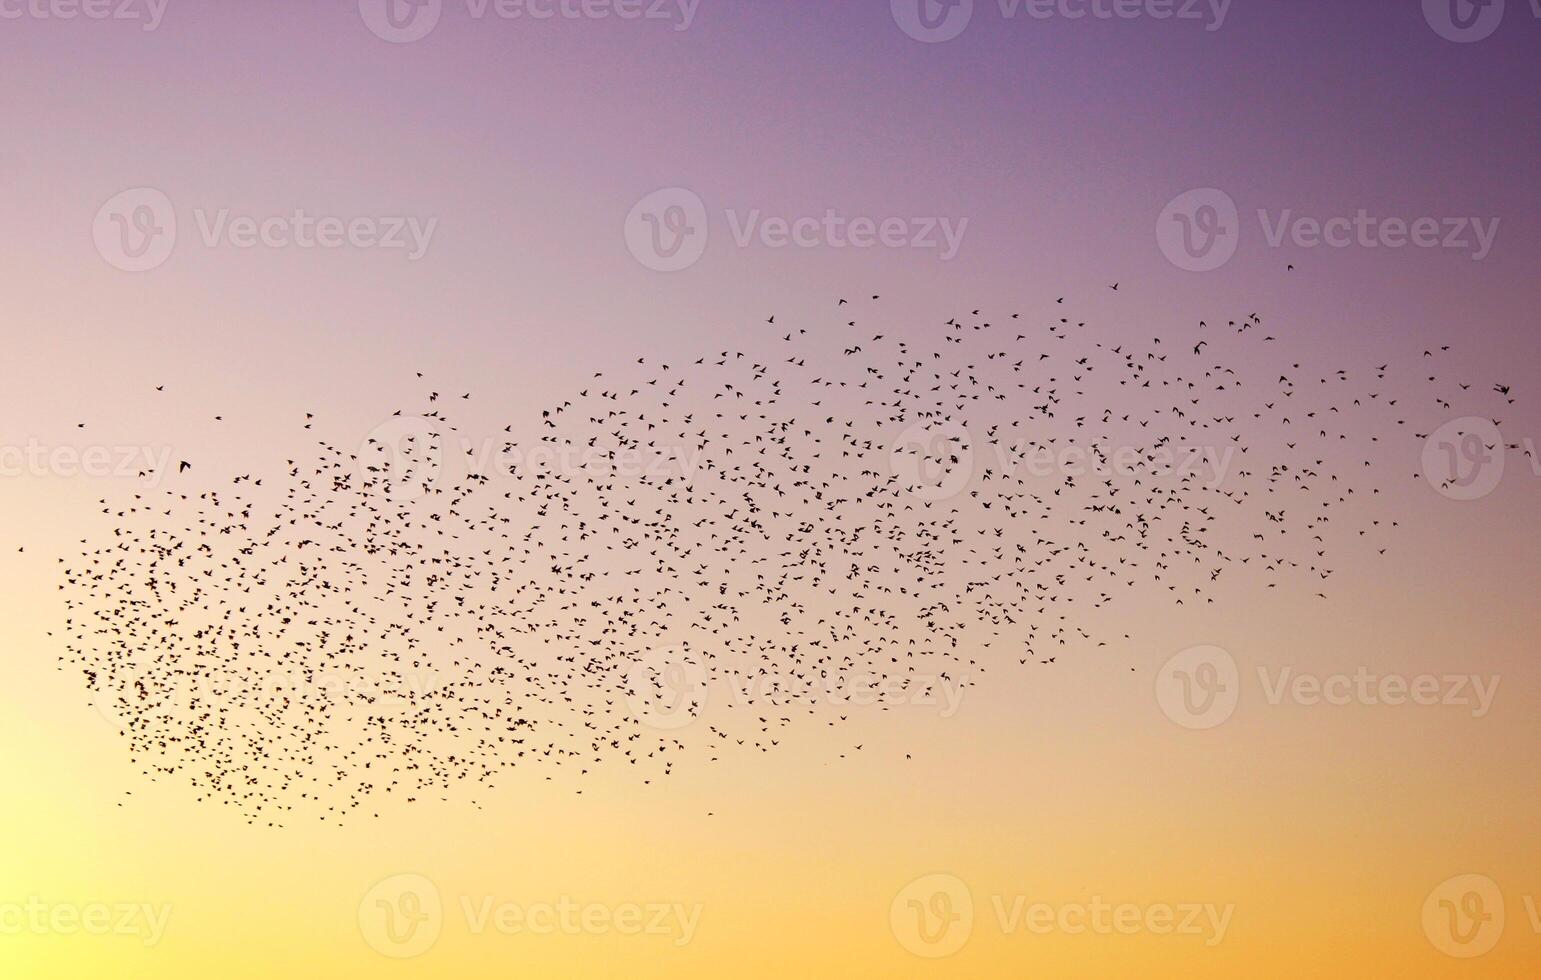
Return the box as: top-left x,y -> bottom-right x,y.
3,1 -> 1540,976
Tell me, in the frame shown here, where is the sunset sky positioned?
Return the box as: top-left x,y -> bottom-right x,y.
2,1 -> 1540,976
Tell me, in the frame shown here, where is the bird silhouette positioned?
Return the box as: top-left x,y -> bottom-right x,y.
57,288 -> 1498,824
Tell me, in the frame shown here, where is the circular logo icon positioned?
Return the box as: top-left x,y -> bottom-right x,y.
359,873 -> 443,958
1156,645 -> 1238,729
90,674 -> 184,730
362,415 -> 444,502
1422,417 -> 1503,501
359,0 -> 442,42
890,873 -> 973,958
625,188 -> 709,272
94,187 -> 176,273
1156,188 -> 1239,272
1423,0 -> 1504,42
313,668 -> 440,720
891,0 -> 973,42
890,420 -> 972,501
88,679 -> 140,731
1423,874 -> 1504,957
624,648 -> 708,730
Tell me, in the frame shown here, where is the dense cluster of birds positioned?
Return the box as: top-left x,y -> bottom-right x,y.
57,292 -> 1515,824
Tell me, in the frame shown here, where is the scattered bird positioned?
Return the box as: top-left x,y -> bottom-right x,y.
57,289 -> 1497,824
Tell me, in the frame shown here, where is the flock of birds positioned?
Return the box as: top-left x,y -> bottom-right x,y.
56,291 -> 1515,824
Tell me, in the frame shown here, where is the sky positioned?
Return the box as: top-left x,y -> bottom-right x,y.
2,0 -> 1540,976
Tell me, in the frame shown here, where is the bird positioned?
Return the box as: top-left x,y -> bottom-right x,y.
56,288 -> 1488,825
